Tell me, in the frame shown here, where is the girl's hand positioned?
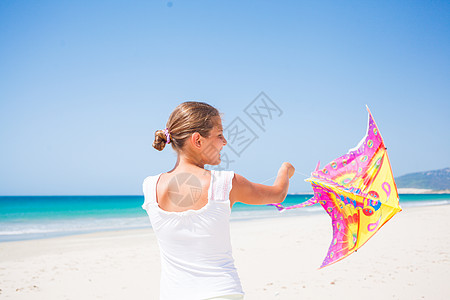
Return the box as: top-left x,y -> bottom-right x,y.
280,162 -> 295,179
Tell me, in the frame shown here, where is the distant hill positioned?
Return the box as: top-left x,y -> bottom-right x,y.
395,167 -> 450,191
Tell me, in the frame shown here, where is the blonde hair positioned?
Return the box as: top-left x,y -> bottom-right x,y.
153,101 -> 220,151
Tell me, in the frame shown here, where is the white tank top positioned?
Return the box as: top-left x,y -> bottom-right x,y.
142,170 -> 244,300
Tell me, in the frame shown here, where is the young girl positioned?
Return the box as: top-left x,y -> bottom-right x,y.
142,101 -> 295,300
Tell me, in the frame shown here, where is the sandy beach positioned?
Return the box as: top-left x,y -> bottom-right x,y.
1,205 -> 449,300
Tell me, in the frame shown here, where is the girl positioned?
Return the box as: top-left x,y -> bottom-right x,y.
142,101 -> 295,300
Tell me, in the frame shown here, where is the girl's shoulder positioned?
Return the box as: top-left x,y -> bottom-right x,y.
209,170 -> 235,201
142,173 -> 163,191
142,170 -> 235,191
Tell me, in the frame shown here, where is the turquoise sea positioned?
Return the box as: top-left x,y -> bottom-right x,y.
1,194 -> 449,242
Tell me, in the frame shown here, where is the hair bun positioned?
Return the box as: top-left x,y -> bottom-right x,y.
152,130 -> 168,151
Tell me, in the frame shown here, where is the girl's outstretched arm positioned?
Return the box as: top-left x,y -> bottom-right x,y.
230,162 -> 295,206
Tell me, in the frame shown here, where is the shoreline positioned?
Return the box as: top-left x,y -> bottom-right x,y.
1,205 -> 449,299
1,198 -> 450,244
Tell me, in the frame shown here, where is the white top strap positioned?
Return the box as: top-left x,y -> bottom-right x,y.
210,170 -> 235,202
142,174 -> 160,211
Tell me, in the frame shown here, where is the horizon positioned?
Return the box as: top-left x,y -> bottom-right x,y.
1,165 -> 448,197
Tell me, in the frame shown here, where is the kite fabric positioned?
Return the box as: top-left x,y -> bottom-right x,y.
270,107 -> 401,268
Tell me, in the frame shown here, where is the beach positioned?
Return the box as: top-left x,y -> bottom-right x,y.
1,205 -> 449,300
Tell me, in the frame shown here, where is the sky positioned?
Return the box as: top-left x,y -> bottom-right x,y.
0,0 -> 449,195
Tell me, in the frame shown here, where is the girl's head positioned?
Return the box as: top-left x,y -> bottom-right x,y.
153,101 -> 226,165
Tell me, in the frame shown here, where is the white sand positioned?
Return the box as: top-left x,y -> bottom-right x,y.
1,205 -> 450,299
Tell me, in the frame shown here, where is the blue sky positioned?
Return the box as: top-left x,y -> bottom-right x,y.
0,0 -> 449,195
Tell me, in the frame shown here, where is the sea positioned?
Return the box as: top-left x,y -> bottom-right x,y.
1,194 -> 449,243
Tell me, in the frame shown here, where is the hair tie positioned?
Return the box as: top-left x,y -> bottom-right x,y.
164,128 -> 171,144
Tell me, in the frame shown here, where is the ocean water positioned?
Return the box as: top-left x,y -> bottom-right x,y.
1,194 -> 449,242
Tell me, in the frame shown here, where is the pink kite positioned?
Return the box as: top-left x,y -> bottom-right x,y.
269,107 -> 401,268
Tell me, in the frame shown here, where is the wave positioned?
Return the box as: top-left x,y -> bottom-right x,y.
0,216 -> 150,242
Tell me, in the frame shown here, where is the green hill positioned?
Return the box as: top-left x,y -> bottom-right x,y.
395,167 -> 450,191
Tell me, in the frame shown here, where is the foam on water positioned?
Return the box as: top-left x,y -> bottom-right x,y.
0,216 -> 150,242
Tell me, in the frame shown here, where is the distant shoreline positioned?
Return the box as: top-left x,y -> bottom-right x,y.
292,189 -> 450,195
397,188 -> 450,194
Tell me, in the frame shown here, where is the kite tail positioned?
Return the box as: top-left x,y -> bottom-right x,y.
267,203 -> 287,212
267,197 -> 318,212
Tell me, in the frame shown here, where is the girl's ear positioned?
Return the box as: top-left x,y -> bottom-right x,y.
190,132 -> 202,149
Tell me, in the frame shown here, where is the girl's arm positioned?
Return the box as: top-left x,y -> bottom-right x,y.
230,162 -> 295,206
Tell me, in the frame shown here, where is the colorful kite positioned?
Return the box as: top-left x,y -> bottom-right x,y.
270,107 -> 401,268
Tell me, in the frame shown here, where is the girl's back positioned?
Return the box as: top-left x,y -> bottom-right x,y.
155,169 -> 212,212
143,170 -> 243,300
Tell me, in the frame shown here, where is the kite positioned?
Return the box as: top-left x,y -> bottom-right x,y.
269,107 -> 401,268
